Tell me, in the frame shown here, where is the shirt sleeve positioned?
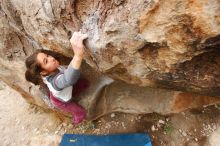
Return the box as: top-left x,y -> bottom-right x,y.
49,65 -> 80,91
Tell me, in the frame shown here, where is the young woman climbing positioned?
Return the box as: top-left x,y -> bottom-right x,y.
25,31 -> 89,124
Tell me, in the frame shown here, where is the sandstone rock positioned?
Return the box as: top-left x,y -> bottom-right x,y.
0,0 -> 220,121
208,127 -> 220,146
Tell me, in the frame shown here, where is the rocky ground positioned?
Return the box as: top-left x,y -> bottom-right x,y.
0,81 -> 219,146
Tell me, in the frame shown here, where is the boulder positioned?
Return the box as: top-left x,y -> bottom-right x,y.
0,0 -> 220,119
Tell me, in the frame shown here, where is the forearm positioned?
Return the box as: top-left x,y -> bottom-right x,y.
70,55 -> 83,70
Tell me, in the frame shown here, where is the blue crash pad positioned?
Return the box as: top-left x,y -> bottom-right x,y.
60,133 -> 152,146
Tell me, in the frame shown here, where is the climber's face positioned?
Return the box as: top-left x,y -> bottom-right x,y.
37,52 -> 60,76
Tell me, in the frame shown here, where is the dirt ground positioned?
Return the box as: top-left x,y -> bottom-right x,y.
0,81 -> 219,146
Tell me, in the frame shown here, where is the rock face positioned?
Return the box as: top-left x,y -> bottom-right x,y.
81,0 -> 220,96
0,0 -> 220,119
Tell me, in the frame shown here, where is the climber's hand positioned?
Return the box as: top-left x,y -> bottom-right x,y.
70,31 -> 88,57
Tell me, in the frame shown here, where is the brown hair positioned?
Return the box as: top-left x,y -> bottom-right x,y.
25,49 -> 61,85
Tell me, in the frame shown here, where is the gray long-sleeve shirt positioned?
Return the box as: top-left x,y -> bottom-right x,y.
45,64 -> 80,91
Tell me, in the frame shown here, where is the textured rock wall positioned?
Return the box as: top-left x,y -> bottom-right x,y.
80,0 -> 220,96
1,0 -> 220,95
0,0 -> 220,118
